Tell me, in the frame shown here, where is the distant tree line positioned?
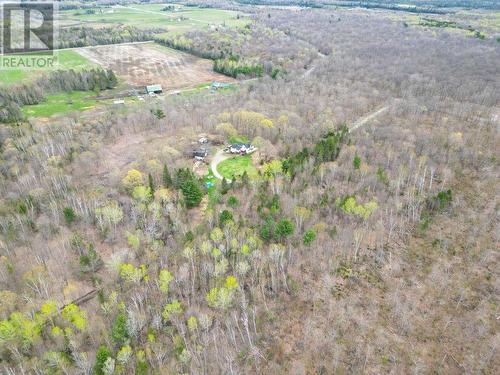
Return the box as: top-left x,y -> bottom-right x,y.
367,0 -> 500,10
418,18 -> 486,39
330,1 -> 448,14
0,69 -> 118,122
154,36 -> 223,60
58,26 -> 164,49
328,0 -> 499,12
251,0 -> 500,11
236,0 -> 323,7
214,56 -> 264,78
155,37 -> 267,79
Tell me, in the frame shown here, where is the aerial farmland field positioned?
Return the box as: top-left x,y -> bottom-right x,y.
58,4 -> 249,34
75,42 -> 235,91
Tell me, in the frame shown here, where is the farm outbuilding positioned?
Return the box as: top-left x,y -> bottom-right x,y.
146,84 -> 163,95
193,148 -> 208,161
212,81 -> 231,90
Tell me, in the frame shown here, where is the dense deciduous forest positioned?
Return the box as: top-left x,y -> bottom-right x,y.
0,2 -> 498,375
156,22 -> 315,77
58,27 -> 163,49
234,0 -> 500,10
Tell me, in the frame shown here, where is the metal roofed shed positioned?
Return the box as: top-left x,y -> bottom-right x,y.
146,84 -> 163,94
193,148 -> 208,161
212,81 -> 231,90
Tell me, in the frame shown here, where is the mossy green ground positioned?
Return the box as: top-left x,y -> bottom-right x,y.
217,155 -> 258,180
0,50 -> 97,86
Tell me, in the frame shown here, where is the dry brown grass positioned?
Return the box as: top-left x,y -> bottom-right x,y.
76,42 -> 235,91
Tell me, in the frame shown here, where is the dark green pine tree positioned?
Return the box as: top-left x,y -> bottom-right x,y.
107,69 -> 118,88
111,312 -> 129,346
181,178 -> 203,208
94,345 -> 112,375
148,173 -> 155,194
162,164 -> 173,187
353,154 -> 361,170
221,177 -> 230,195
241,170 -> 249,186
275,219 -> 295,242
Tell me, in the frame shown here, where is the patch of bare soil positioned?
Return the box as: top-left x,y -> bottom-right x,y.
192,160 -> 209,177
83,129 -> 191,189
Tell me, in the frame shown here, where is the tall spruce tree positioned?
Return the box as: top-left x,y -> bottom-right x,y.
148,173 -> 155,194
162,164 -> 173,187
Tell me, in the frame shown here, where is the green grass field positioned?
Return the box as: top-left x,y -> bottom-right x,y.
163,82 -> 238,106
228,135 -> 250,144
20,80 -> 236,119
59,4 -> 249,34
217,155 -> 258,180
21,91 -> 99,118
0,50 -> 96,86
175,82 -> 237,98
21,90 -> 145,118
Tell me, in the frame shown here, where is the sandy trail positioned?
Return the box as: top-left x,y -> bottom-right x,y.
210,149 -> 232,182
349,105 -> 390,133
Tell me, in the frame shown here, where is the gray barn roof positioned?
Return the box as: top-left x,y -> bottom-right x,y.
146,84 -> 163,93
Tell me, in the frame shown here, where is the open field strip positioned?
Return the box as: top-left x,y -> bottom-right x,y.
0,50 -> 97,86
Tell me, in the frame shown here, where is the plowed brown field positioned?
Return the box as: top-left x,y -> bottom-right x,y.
76,42 -> 234,91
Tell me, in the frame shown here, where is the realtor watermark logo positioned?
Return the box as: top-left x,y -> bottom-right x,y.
0,2 -> 58,69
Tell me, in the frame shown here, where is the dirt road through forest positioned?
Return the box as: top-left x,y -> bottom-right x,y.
349,105 -> 390,133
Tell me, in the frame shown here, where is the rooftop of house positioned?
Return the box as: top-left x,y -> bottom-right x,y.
231,143 -> 252,149
193,149 -> 208,157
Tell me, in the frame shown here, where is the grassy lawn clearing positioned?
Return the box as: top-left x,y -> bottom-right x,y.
175,82 -> 237,98
0,50 -> 97,86
228,135 -> 250,144
21,89 -> 143,118
217,155 -> 258,180
21,91 -> 100,118
204,171 -> 219,207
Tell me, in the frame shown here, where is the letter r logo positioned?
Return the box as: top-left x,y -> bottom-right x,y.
1,2 -> 55,54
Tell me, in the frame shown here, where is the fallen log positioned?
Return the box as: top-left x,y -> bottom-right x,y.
61,289 -> 99,310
